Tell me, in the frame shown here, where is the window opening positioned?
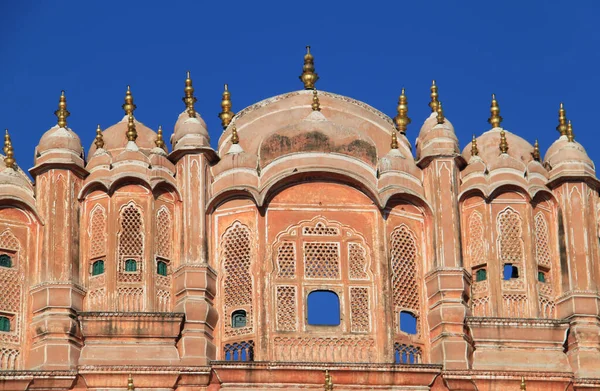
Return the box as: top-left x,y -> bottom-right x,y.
503,264 -> 518,280
538,271 -> 546,283
399,311 -> 418,335
231,309 -> 247,328
475,268 -> 487,282
0,316 -> 10,332
125,259 -> 137,272
0,254 -> 12,268
157,260 -> 168,276
92,260 -> 105,276
307,290 -> 340,326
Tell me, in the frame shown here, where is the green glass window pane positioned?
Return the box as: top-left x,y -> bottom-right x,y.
157,261 -> 167,276
125,259 -> 137,272
0,254 -> 12,268
232,310 -> 247,328
538,271 -> 546,283
0,316 -> 10,332
92,260 -> 105,276
475,269 -> 487,282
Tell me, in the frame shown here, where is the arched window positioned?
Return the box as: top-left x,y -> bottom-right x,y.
157,260 -> 168,276
125,259 -> 137,272
475,268 -> 487,282
231,310 -> 247,328
0,316 -> 10,332
0,254 -> 12,268
399,311 -> 418,335
92,260 -> 105,276
307,290 -> 340,326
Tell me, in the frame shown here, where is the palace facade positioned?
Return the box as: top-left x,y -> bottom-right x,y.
0,48 -> 599,391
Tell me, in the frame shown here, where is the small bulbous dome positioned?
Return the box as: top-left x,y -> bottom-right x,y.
462,128 -> 534,166
171,111 -> 210,151
415,112 -> 459,161
87,116 -> 157,159
36,125 -> 84,159
544,136 -> 595,173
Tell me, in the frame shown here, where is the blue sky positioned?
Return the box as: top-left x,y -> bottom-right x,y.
1,1 -> 599,169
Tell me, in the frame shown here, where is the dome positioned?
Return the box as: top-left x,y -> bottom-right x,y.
171,110 -> 210,151
462,127 -> 535,166
217,90 -> 413,169
37,125 -> 84,158
544,135 -> 595,175
415,111 -> 459,162
87,115 -> 157,159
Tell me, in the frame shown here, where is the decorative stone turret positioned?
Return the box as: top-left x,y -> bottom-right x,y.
28,91 -> 87,370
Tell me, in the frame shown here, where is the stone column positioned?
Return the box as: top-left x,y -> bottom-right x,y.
171,150 -> 219,365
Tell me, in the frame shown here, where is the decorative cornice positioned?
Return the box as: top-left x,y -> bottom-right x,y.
78,311 -> 184,319
210,361 -> 443,372
466,316 -> 569,327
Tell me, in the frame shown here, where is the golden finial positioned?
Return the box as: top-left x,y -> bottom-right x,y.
127,374 -> 135,391
532,139 -> 541,161
122,85 -> 136,115
231,125 -> 239,145
436,101 -> 445,124
155,125 -> 165,149
312,89 -> 321,111
556,102 -> 567,136
3,129 -> 15,169
54,90 -> 70,128
567,120 -> 575,142
394,88 -> 411,134
183,71 -> 198,118
429,80 -> 439,112
520,376 -> 526,391
94,124 -> 105,149
390,131 -> 399,149
324,370 -> 333,391
218,83 -> 234,130
488,93 -> 503,128
471,135 -> 479,157
499,129 -> 508,154
126,113 -> 137,142
299,46 -> 319,90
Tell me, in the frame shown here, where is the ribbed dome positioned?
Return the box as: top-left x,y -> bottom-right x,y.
37,125 -> 84,158
544,136 -> 594,172
87,116 -> 157,159
416,112 -> 459,161
171,110 -> 210,151
462,128 -> 534,165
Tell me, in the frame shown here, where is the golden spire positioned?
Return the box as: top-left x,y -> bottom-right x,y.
429,80 -> 439,112
94,125 -> 105,149
499,129 -> 509,154
122,85 -> 136,116
312,89 -> 321,111
390,131 -> 399,149
520,376 -> 526,391
532,139 -> 541,161
556,102 -> 567,136
183,71 -> 198,118
436,101 -> 445,124
299,46 -> 319,90
394,88 -> 411,134
567,120 -> 575,142
155,125 -> 165,149
231,125 -> 239,145
3,129 -> 15,169
488,93 -> 503,128
54,90 -> 70,128
471,135 -> 479,157
324,370 -> 333,391
218,84 -> 234,129
126,113 -> 137,142
127,374 -> 135,391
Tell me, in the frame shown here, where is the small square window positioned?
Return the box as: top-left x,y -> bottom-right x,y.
503,264 -> 518,280
475,268 -> 487,282
538,271 -> 546,283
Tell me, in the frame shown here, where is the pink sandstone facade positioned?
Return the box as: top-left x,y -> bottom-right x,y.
0,48 -> 599,391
